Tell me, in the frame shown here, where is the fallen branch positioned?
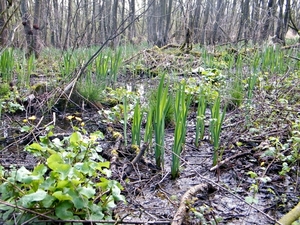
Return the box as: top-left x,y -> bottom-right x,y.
172,183 -> 215,225
210,150 -> 251,171
281,43 -> 300,50
122,143 -> 149,179
277,202 -> 300,225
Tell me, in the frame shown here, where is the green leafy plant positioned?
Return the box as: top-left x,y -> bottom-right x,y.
131,100 -> 143,147
195,89 -> 207,147
209,93 -> 226,166
245,171 -> 271,205
0,87 -> 25,114
0,125 -> 125,224
171,81 -> 191,179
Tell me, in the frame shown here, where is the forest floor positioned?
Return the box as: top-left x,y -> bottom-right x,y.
0,43 -> 299,224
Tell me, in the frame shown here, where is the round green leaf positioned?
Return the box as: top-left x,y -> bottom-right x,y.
19,189 -> 47,208
55,201 -> 73,220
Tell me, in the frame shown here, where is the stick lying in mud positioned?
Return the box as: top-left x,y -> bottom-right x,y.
172,183 -> 216,225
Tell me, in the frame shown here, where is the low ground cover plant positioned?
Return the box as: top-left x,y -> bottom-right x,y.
0,124 -> 125,224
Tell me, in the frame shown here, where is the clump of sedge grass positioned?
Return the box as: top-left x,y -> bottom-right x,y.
77,49 -> 123,102
123,95 -> 129,147
195,88 -> 207,147
131,100 -> 142,147
0,48 -> 14,82
171,81 -> 191,179
153,74 -> 170,169
144,106 -> 153,149
209,93 -> 226,166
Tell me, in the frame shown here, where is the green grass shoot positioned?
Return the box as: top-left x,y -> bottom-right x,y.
171,81 -> 191,179
153,73 -> 170,169
195,88 -> 207,147
131,100 -> 142,147
209,93 -> 226,166
123,95 -> 128,147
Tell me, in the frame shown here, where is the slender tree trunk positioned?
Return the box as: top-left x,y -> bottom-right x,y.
147,0 -> 157,44
111,0 -> 118,47
20,0 -> 34,57
59,0 -> 64,48
212,0 -> 222,44
200,0 -> 210,45
275,0 -> 285,44
237,0 -> 250,42
283,0 -> 291,43
251,0 -> 260,44
128,0 -> 136,43
261,0 -> 274,40
192,0 -> 202,43
63,0 -> 72,49
0,0 -> 8,46
163,0 -> 173,44
28,0 -> 43,57
156,0 -> 167,47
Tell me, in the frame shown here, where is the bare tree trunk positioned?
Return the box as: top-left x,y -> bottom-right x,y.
192,0 -> 202,43
212,0 -> 222,44
147,0 -> 157,44
156,0 -> 166,47
261,0 -> 274,40
164,0 -> 173,44
104,0 -> 112,41
200,0 -> 210,45
20,0 -> 35,57
111,0 -> 118,48
31,0 -> 43,57
282,0 -> 291,44
237,0 -> 250,42
128,0 -> 136,43
120,0 -> 126,42
275,0 -> 285,44
251,0 -> 261,44
0,0 -> 8,46
63,0 -> 72,49
58,0 -> 64,48
91,0 -> 96,46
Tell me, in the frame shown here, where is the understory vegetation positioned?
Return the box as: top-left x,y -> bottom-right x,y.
0,39 -> 299,224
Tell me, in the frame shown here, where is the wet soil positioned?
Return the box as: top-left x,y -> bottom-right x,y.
1,85 -> 298,225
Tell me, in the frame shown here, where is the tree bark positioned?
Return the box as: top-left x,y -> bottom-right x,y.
200,1 -> 210,45
20,0 -> 34,57
0,0 -> 8,46
261,0 -> 274,40
63,0 -> 72,49
31,0 -> 43,57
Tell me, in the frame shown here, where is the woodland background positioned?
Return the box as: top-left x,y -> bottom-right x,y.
0,0 -> 299,54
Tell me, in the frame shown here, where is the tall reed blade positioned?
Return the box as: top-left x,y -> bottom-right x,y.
171,81 -> 191,179
123,95 -> 128,147
132,101 -> 142,147
195,89 -> 207,147
0,48 -> 14,82
144,106 -> 154,149
209,94 -> 226,166
153,74 -> 169,169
